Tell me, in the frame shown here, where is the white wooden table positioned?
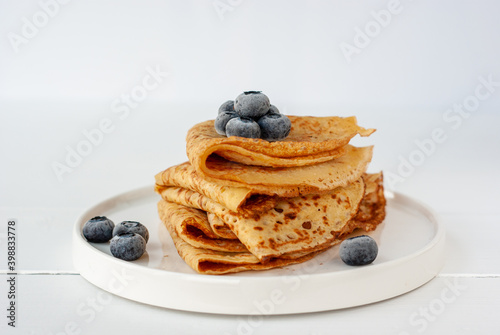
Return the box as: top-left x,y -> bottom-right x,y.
1,103 -> 499,335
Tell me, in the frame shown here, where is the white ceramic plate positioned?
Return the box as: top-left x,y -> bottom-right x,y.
72,186 -> 445,315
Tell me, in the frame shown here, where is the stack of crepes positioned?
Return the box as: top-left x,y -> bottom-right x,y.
155,116 -> 386,275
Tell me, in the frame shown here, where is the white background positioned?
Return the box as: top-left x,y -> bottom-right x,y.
1,0 -> 499,334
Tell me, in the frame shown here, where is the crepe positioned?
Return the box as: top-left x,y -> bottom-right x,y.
158,177 -> 366,262
351,172 -> 386,232
217,145 -> 347,167
157,200 -> 247,252
160,145 -> 372,198
202,145 -> 373,197
155,162 -> 277,213
187,116 -> 374,163
159,200 -> 325,275
204,173 -> 386,242
186,116 -> 374,197
156,173 -> 386,274
207,212 -> 238,239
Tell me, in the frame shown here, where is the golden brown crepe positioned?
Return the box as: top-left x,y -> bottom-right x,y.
352,172 -> 386,232
159,145 -> 373,198
185,116 -> 375,197
203,173 -> 386,242
207,212 -> 238,239
158,178 -> 366,262
166,224 -> 324,275
156,173 -> 386,274
187,116 -> 374,162
155,162 -> 277,213
157,200 -> 247,252
216,145 -> 347,167
159,200 -> 325,275
201,145 -> 373,197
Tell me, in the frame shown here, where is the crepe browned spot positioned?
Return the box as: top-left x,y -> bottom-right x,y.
158,178 -> 365,262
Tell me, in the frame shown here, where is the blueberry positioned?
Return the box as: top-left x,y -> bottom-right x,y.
218,100 -> 234,114
110,232 -> 146,261
113,221 -> 149,243
82,216 -> 114,243
225,117 -> 261,138
215,110 -> 238,135
267,104 -> 280,115
339,235 -> 378,266
257,113 -> 291,141
234,91 -> 270,119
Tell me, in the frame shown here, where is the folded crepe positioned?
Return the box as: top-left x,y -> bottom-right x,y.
155,162 -> 277,213
206,212 -> 238,239
158,145 -> 373,199
204,173 -> 386,242
156,173 -> 385,274
158,200 -> 247,252
159,200 -> 325,275
185,116 -> 375,197
159,177 -> 369,262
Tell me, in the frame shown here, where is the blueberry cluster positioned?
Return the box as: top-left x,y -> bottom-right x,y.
82,216 -> 148,261
215,91 -> 291,141
339,235 -> 378,266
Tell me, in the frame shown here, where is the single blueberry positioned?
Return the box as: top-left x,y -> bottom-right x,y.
110,232 -> 146,261
82,216 -> 114,243
113,221 -> 149,243
215,110 -> 238,135
257,113 -> 291,141
225,117 -> 261,138
218,100 -> 234,114
339,235 -> 378,266
234,91 -> 270,119
267,104 -> 280,115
